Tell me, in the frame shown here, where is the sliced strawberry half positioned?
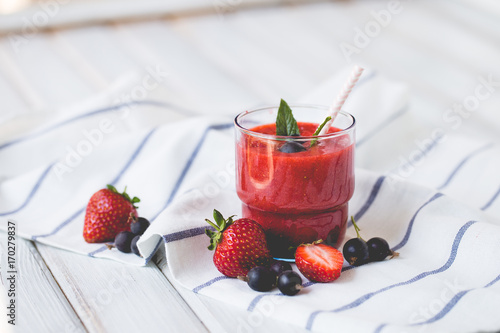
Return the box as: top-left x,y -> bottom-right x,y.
295,242 -> 344,283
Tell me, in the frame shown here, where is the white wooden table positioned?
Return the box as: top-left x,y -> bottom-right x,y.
1,1 -> 500,332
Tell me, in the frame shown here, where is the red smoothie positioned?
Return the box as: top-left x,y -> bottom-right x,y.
236,122 -> 355,258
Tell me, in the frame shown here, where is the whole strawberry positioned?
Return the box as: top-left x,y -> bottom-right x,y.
295,241 -> 344,283
83,185 -> 140,243
205,210 -> 272,278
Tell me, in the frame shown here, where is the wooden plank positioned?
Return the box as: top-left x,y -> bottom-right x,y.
377,4 -> 500,95
295,2 -> 456,108
168,15 -> 278,104
0,71 -> 28,124
434,0 -> 500,44
0,42 -> 46,113
452,0 -> 500,16
48,31 -> 111,92
0,0 -> 329,34
399,2 -> 500,75
174,9 -> 317,103
226,5 -> 335,82
0,36 -> 94,109
112,21 -> 260,114
35,243 -> 208,333
52,26 -> 139,84
0,231 -> 86,333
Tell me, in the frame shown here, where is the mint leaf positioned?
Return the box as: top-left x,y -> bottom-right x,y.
276,99 -> 300,136
310,116 -> 332,147
313,116 -> 331,136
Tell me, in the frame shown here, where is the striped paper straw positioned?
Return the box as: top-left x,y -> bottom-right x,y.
317,65 -> 364,136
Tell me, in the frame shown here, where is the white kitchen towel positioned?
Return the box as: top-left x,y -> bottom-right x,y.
1,70 -> 500,332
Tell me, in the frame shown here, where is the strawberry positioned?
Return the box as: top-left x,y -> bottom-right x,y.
205,209 -> 272,278
295,241 -> 344,283
83,185 -> 140,243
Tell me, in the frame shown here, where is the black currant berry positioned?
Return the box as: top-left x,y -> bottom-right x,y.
367,237 -> 397,262
342,217 -> 369,266
131,217 -> 150,235
270,261 -> 292,276
131,235 -> 141,257
343,238 -> 370,266
114,231 -> 135,253
246,266 -> 278,292
278,141 -> 306,153
277,270 -> 303,296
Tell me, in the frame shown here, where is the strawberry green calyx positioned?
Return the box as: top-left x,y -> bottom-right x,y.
205,209 -> 235,251
106,184 -> 140,209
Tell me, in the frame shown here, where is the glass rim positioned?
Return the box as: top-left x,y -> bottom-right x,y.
234,104 -> 356,141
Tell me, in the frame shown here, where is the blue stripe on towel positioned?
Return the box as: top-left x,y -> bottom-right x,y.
0,100 -> 170,151
32,207 -> 86,241
437,142 -> 494,190
163,226 -> 214,243
0,163 -> 54,216
481,185 -> 500,211
348,175 -> 386,227
373,323 -> 386,333
374,272 -> 500,332
143,238 -> 164,264
392,193 -> 443,252
32,129 -> 157,240
412,278 -> 492,326
484,273 -> 500,288
88,245 -> 109,257
150,123 -> 233,222
246,278 -> 315,311
192,276 -> 231,293
108,129 -> 157,186
305,220 -> 477,331
247,295 -> 267,311
246,281 -> 317,311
